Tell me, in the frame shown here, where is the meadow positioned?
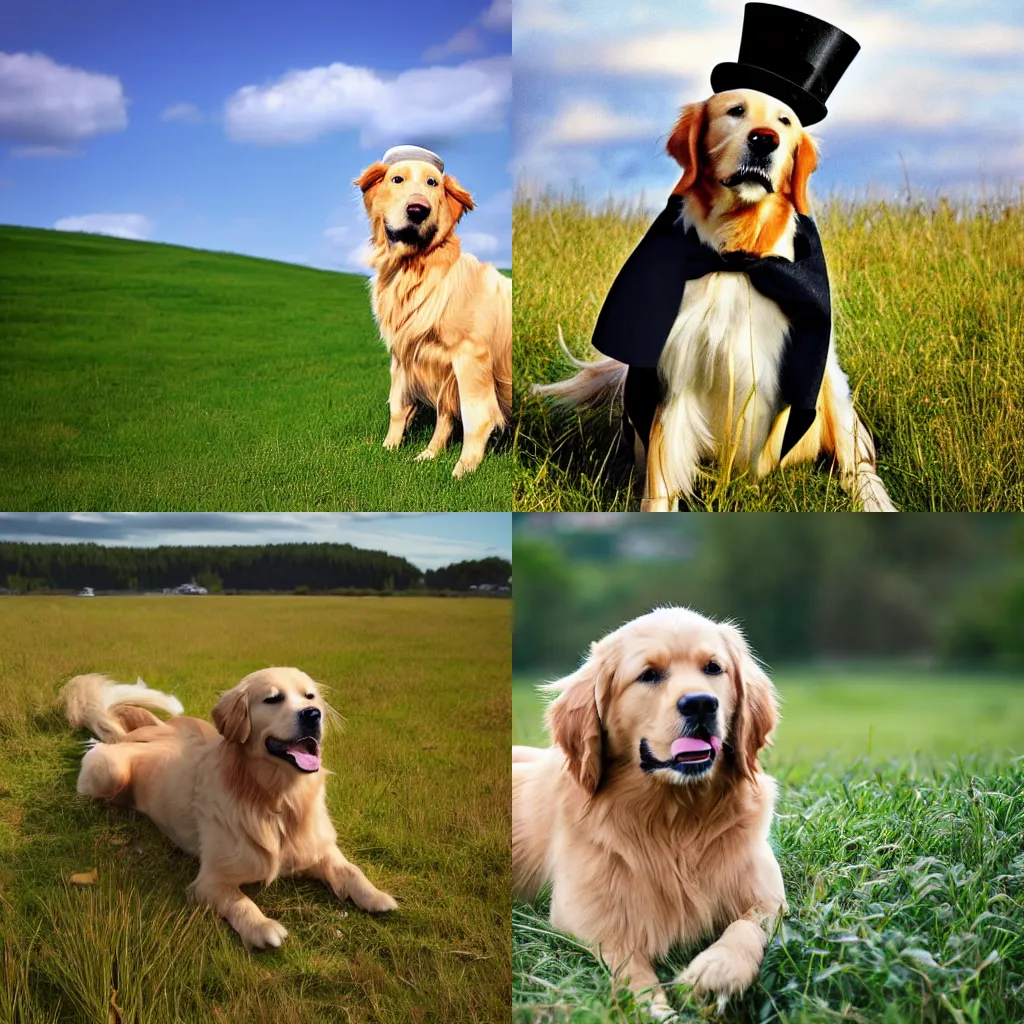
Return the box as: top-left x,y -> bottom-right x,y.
512,672 -> 1024,1022
513,194 -> 1024,511
0,227 -> 510,511
0,596 -> 511,1024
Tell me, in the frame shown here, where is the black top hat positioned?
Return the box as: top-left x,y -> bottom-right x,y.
710,3 -> 860,126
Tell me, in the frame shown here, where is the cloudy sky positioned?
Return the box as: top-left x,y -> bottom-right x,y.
0,0 -> 511,272
516,0 -> 1024,206
0,513 -> 511,570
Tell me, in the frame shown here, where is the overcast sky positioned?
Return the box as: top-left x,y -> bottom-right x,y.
0,513 -> 511,570
516,0 -> 1024,206
0,0 -> 511,272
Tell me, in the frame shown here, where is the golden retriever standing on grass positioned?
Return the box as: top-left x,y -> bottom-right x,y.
64,668 -> 397,949
356,145 -> 512,477
513,608 -> 785,1019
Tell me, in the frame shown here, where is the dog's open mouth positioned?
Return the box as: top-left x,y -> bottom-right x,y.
265,736 -> 321,773
721,166 -> 774,193
640,732 -> 722,778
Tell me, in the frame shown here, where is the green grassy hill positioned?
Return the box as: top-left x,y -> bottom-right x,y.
0,227 -> 510,510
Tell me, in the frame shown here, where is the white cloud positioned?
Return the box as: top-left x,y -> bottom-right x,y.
480,0 -> 512,30
224,56 -> 510,146
461,231 -> 499,256
548,99 -> 655,145
161,102 -> 203,124
54,213 -> 153,240
423,27 -> 484,62
0,51 -> 127,147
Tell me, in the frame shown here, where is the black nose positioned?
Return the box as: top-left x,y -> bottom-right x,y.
299,707 -> 321,726
678,692 -> 718,718
406,202 -> 430,224
747,129 -> 779,157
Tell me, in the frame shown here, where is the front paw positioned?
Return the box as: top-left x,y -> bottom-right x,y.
240,916 -> 288,951
413,448 -> 437,462
452,457 -> 480,479
361,889 -> 398,913
383,436 -> 403,451
677,943 -> 757,1001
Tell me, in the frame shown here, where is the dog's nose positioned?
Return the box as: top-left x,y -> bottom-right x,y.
299,707 -> 321,726
677,692 -> 718,717
406,196 -> 431,224
747,128 -> 779,157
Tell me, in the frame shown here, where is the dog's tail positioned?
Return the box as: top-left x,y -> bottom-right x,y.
63,674 -> 184,743
531,327 -> 628,408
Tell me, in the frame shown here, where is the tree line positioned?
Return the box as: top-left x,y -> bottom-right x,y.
0,542 -> 510,595
514,515 -> 1024,671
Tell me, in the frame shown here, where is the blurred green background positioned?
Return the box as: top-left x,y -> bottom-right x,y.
512,513 -> 1024,765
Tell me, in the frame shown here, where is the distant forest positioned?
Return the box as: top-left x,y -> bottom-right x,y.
0,543 -> 511,595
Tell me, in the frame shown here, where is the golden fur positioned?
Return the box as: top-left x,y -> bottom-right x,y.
533,88 -> 895,512
64,668 -> 396,949
356,157 -> 512,477
513,608 -> 786,1018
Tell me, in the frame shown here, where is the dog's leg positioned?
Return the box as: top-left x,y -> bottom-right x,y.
602,945 -> 675,1021
641,408 -> 678,512
451,342 -> 503,478
383,357 -> 415,450
820,362 -> 896,512
307,846 -> 398,913
189,869 -> 289,950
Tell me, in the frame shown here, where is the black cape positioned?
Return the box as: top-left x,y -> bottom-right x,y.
591,194 -> 831,460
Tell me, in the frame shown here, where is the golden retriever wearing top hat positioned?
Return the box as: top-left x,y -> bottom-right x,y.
356,145 -> 512,478
534,4 -> 895,513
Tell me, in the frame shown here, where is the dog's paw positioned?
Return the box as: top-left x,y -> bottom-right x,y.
677,944 -> 755,1001
242,917 -> 288,951
382,437 -> 404,451
452,458 -> 480,479
413,448 -> 437,462
361,889 -> 398,913
645,994 -> 677,1021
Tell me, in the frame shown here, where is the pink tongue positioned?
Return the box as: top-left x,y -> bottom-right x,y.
287,744 -> 321,771
670,736 -> 721,757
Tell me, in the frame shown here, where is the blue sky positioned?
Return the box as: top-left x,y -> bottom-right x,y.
0,0 -> 511,272
516,0 -> 1024,206
0,513 -> 512,570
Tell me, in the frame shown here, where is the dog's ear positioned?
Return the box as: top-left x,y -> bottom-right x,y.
444,174 -> 475,225
790,132 -> 818,215
667,101 -> 707,194
544,646 -> 609,794
720,623 -> 779,782
354,162 -> 389,209
212,682 -> 251,744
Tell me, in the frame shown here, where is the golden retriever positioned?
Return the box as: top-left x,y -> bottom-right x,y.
513,607 -> 785,1018
355,148 -> 512,477
63,668 -> 397,949
534,88 -> 895,512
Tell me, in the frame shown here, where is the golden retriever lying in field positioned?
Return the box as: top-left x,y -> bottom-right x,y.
64,668 -> 397,949
534,89 -> 894,511
356,146 -> 512,477
513,608 -> 785,1018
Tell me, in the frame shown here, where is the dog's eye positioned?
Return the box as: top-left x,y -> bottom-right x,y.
703,661 -> 723,676
305,693 -> 315,700
727,106 -> 745,117
779,115 -> 791,127
426,177 -> 438,187
637,667 -> 663,685
263,693 -> 285,704
391,175 -> 404,184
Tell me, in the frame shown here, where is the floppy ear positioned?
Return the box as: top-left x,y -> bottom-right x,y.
444,174 -> 475,225
790,132 -> 818,215
354,161 -> 389,211
544,648 -> 607,794
212,683 -> 251,744
667,101 -> 707,194
721,623 -> 779,782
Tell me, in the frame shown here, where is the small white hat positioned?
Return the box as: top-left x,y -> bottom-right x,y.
381,145 -> 444,173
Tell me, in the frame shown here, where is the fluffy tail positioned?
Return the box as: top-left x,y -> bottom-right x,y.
531,327 -> 627,408
63,674 -> 184,743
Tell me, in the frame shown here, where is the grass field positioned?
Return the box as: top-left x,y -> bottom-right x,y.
0,226 -> 510,511
512,673 -> 1024,1022
0,596 -> 510,1024
513,194 -> 1024,511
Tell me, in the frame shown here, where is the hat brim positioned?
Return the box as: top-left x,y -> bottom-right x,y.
710,63 -> 827,126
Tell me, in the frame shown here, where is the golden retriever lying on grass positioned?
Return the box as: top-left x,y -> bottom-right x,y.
64,668 -> 396,949
513,608 -> 785,1018
356,145 -> 512,477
